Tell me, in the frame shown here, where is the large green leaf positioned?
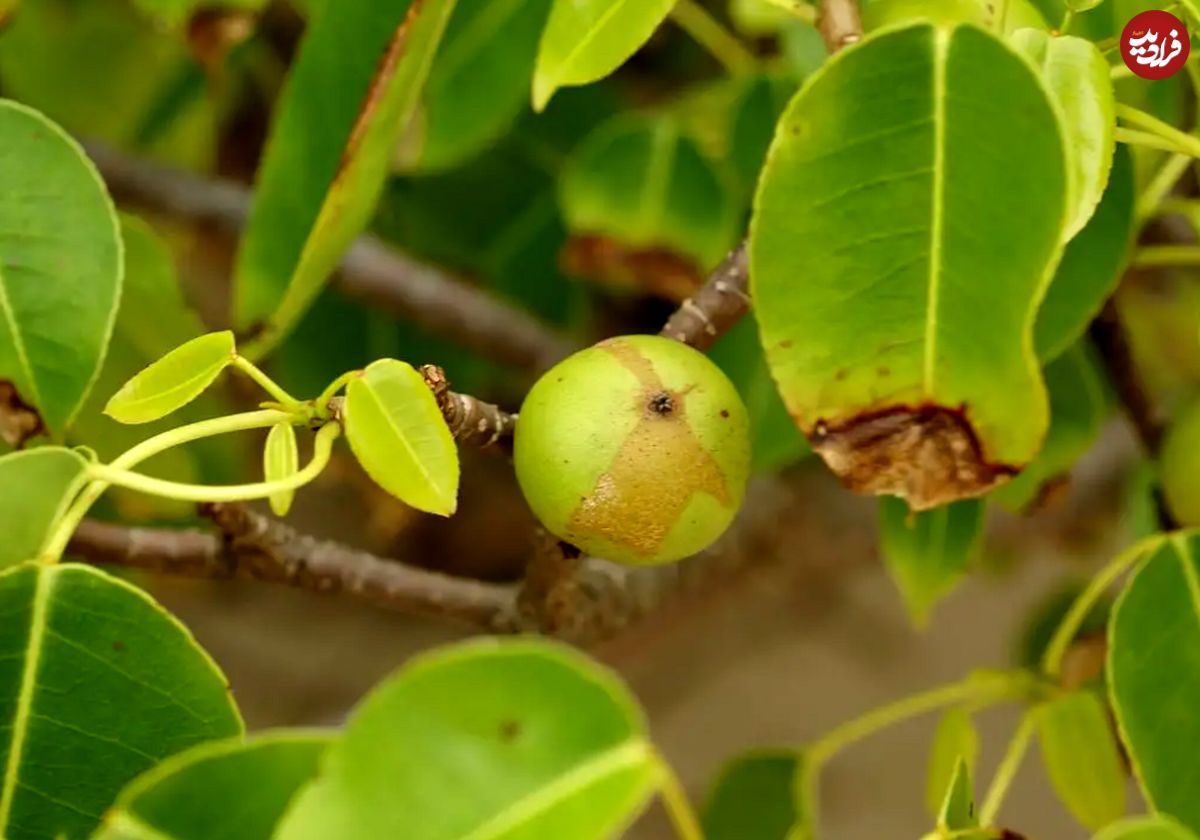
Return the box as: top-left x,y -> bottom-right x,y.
1109,535 -> 1200,834
0,448 -> 88,568
395,0 -> 554,173
103,332 -> 235,425
560,114 -> 740,272
94,732 -> 330,840
1095,817 -> 1200,840
878,497 -> 984,625
0,563 -> 241,840
750,22 -> 1067,510
234,0 -> 456,357
993,343 -> 1108,511
1036,691 -> 1126,831
701,750 -> 808,840
1010,30 -> 1114,240
274,639 -> 659,840
0,99 -> 122,436
925,708 -> 979,818
344,359 -> 459,516
533,0 -> 675,110
1034,145 -> 1134,363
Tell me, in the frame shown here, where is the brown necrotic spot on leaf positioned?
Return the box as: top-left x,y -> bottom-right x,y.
809,404 -> 1018,510
0,381 -> 45,448
567,339 -> 729,557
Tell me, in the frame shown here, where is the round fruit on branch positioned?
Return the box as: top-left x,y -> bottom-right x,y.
514,335 -> 751,566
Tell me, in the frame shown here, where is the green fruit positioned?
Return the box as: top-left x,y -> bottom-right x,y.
1162,397 -> 1200,526
514,334 -> 751,566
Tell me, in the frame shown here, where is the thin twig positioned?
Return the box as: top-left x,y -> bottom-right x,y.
83,142 -> 575,373
421,364 -> 517,454
659,242 -> 751,350
816,0 -> 862,53
69,511 -> 522,631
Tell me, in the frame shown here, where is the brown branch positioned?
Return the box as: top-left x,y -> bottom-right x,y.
69,511 -> 522,631
816,0 -> 862,53
421,365 -> 517,453
83,142 -> 575,373
659,241 -> 752,351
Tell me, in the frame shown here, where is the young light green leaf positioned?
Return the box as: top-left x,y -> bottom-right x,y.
1035,145 -> 1135,362
710,317 -> 809,473
879,497 -> 985,626
1010,30 -> 1114,240
937,757 -> 978,831
1110,535 -> 1200,834
395,0 -> 554,173
750,23 -> 1067,510
264,422 -> 299,517
1095,816 -> 1200,840
560,114 -> 740,272
0,563 -> 242,840
274,638 -> 659,840
701,750 -> 809,840
993,343 -> 1109,511
94,731 -> 330,840
0,99 -> 122,437
0,447 -> 87,568
344,359 -> 459,516
925,708 -> 979,818
533,0 -> 675,111
103,331 -> 235,425
1036,691 -> 1127,831
234,0 -> 456,358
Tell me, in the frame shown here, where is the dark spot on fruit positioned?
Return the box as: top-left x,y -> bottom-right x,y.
649,391 -> 674,415
499,719 -> 521,742
835,369 -> 848,381
720,409 -> 730,419
877,367 -> 891,377
779,339 -> 794,349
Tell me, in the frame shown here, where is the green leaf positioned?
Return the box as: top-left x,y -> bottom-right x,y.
0,563 -> 241,840
1095,816 -> 1200,840
1036,691 -> 1127,831
0,99 -> 122,436
925,708 -> 979,818
1010,30 -> 1114,240
993,343 -> 1109,511
1034,145 -> 1135,362
710,317 -> 809,473
234,0 -> 456,357
103,332 -> 235,425
879,497 -> 984,626
395,0 -> 554,173
702,750 -> 808,840
560,114 -> 740,271
860,0 -> 1048,31
344,359 -> 459,516
1109,535 -> 1200,834
274,638 -> 659,840
264,422 -> 299,517
727,74 -> 797,198
129,0 -> 266,27
94,732 -> 330,840
937,757 -> 977,831
0,448 -> 88,568
750,22 -> 1067,509
533,0 -> 675,111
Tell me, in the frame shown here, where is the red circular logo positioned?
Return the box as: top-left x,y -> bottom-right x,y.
1121,10 -> 1190,79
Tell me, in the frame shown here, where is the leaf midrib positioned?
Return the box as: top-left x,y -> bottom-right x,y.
457,739 -> 652,840
543,0 -> 649,95
357,376 -> 446,498
922,27 -> 949,395
0,259 -> 43,412
0,565 -> 54,831
108,356 -> 229,416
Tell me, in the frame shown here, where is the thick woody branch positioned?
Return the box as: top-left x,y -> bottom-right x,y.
660,242 -> 752,351
816,0 -> 862,53
69,511 -> 522,631
84,143 -> 574,372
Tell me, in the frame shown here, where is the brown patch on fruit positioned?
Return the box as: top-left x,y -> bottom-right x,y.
567,339 -> 729,557
561,234 -> 703,302
808,404 -> 1018,510
0,381 -> 44,448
